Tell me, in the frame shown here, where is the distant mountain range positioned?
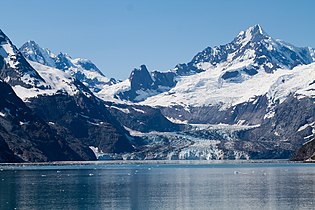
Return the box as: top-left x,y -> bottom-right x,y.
20,40 -> 117,92
1,25 -> 315,162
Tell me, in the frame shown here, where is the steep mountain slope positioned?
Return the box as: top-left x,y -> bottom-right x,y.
291,139 -> 315,161
20,41 -> 116,93
0,78 -> 95,162
0,30 -> 46,89
105,102 -> 184,133
25,62 -> 184,146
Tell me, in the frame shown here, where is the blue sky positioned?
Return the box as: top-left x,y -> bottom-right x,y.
1,0 -> 315,79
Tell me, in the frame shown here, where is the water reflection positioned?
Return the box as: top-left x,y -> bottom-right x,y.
0,163 -> 314,210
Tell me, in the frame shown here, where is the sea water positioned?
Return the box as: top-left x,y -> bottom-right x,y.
0,160 -> 314,210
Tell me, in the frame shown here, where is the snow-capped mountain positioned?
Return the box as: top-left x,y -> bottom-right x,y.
20,41 -> 116,93
104,24 -> 315,103
13,60 -> 93,101
2,40 -> 100,102
138,26 -> 315,125
0,29 -> 137,162
190,24 -> 314,74
138,25 -> 315,108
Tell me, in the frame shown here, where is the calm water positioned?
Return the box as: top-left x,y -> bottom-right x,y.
0,160 -> 314,210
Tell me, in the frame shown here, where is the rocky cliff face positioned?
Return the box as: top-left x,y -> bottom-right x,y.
106,102 -> 184,133
291,139 -> 315,161
0,79 -> 96,162
27,88 -> 135,154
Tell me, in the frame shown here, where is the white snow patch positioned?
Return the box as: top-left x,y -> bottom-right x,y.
96,80 -> 132,103
132,107 -> 145,113
298,124 -> 311,132
166,117 -> 188,124
111,106 -> 130,114
19,121 -> 30,126
89,146 -> 104,159
13,61 -> 80,100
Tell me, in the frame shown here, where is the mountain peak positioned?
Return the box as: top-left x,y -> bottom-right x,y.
129,65 -> 153,90
247,24 -> 264,35
25,40 -> 38,45
21,40 -> 43,54
235,24 -> 270,44
20,41 -> 57,67
130,65 -> 150,77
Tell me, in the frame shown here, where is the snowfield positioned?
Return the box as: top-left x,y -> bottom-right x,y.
140,63 -> 315,109
13,61 -> 82,100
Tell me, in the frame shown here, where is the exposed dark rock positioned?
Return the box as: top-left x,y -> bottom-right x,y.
0,134 -> 22,163
106,102 -> 184,133
55,53 -> 74,70
0,55 -> 4,69
243,67 -> 258,76
27,87 -> 134,154
221,70 -> 240,80
161,95 -> 268,125
291,139 -> 315,161
239,96 -> 315,159
0,80 -> 96,162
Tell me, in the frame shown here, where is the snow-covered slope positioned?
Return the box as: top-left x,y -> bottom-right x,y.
141,62 -> 315,109
0,30 -> 46,88
97,79 -> 132,103
0,33 -> 97,101
12,61 -> 90,101
20,41 -> 115,93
